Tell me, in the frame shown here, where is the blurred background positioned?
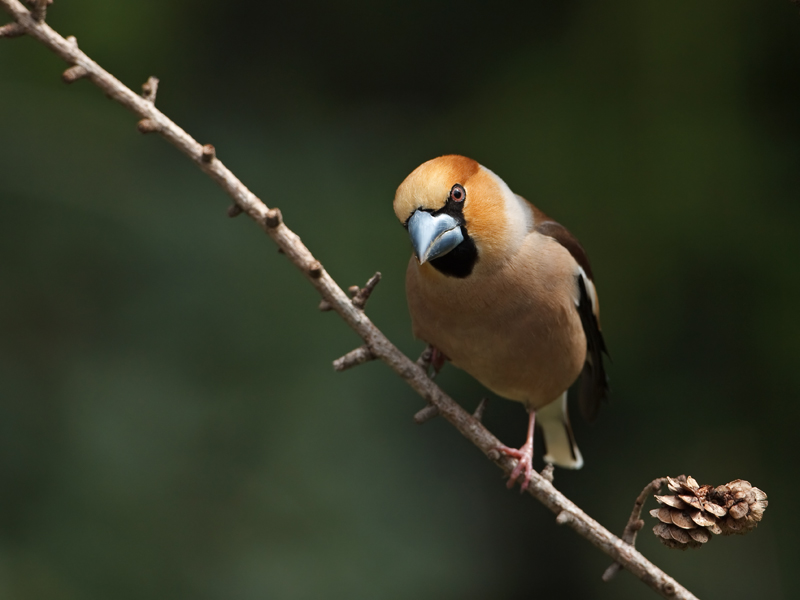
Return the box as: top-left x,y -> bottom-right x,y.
1,0 -> 798,598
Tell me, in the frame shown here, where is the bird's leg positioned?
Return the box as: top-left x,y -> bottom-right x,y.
496,409 -> 536,491
430,347 -> 448,376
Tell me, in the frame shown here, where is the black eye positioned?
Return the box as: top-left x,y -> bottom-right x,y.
449,183 -> 466,203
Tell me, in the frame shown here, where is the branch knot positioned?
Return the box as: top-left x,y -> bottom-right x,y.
137,118 -> 160,134
141,76 -> 159,103
201,144 -> 216,163
265,208 -> 282,228
307,260 -> 323,279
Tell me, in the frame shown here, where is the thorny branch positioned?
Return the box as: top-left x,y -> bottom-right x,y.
0,1 -> 697,598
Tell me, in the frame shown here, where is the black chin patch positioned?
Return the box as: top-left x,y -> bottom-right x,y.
429,231 -> 478,278
415,189 -> 478,278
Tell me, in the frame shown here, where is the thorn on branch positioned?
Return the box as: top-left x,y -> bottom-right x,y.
141,76 -> 159,103
265,208 -> 282,228
201,144 -> 216,163
307,260 -> 323,279
333,345 -> 376,371
318,299 -> 332,312
227,204 -> 243,218
0,23 -> 25,38
351,272 -> 381,310
62,65 -> 88,84
413,404 -> 440,424
137,118 -> 160,134
472,398 -> 488,422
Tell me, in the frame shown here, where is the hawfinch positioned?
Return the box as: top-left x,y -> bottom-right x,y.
394,155 -> 608,489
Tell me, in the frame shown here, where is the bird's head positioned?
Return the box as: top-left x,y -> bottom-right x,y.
393,155 -> 531,278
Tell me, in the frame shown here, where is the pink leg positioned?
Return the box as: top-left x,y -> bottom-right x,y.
496,410 -> 536,491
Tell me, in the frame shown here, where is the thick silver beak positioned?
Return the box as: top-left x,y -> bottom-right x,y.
407,210 -> 464,264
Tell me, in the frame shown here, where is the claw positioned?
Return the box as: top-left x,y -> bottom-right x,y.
497,409 -> 537,491
430,347 -> 448,376
498,441 -> 534,491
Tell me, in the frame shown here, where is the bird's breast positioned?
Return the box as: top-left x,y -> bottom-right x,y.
405,237 -> 586,409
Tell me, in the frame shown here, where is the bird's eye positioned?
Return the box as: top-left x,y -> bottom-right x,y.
449,184 -> 466,203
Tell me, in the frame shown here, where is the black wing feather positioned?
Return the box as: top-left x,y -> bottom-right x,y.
529,207 -> 609,422
576,275 -> 609,423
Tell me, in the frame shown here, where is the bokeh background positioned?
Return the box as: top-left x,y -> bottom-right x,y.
1,0 -> 799,598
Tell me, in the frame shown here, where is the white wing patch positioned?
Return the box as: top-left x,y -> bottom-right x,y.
575,266 -> 598,313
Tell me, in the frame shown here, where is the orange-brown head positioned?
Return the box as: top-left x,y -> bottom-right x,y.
394,155 -> 532,277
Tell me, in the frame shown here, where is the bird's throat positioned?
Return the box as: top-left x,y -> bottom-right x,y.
428,233 -> 478,278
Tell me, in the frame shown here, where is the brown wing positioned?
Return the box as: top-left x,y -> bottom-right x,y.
531,204 -> 609,421
531,205 -> 595,282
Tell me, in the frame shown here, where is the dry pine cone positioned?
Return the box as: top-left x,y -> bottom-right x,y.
650,475 -> 768,550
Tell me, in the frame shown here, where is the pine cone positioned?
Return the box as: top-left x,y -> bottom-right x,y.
709,479 -> 768,535
650,475 -> 768,550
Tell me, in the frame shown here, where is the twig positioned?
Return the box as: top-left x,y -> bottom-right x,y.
0,21 -> 22,36
333,345 -> 376,372
62,64 -> 87,83
413,403 -> 440,424
29,0 -> 49,22
0,3 -> 697,598
351,272 -> 381,310
603,477 -> 667,582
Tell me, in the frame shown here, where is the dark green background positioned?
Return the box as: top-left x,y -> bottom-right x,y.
1,1 -> 798,598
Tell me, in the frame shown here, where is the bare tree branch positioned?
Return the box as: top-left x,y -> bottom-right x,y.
603,478 -> 668,582
0,2 -> 697,598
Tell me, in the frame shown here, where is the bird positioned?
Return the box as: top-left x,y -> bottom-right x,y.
393,155 -> 608,490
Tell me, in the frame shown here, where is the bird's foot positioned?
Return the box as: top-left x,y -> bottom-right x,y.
497,441 -> 534,492
419,345 -> 449,378
430,347 -> 448,376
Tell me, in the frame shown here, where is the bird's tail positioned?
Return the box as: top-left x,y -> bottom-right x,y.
538,392 -> 583,469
